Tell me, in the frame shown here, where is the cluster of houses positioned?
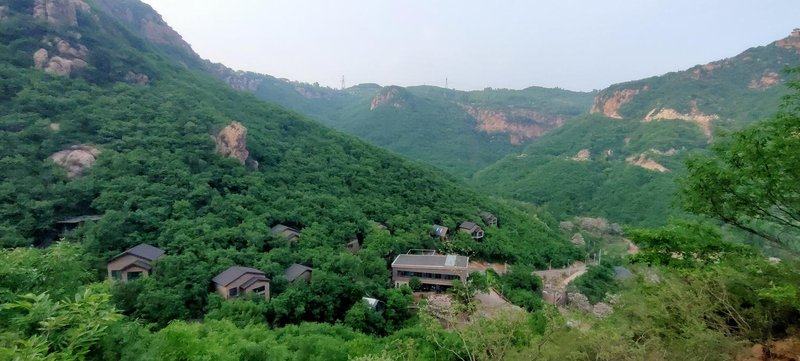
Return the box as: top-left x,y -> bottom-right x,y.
431,212 -> 497,241
106,213 -> 497,301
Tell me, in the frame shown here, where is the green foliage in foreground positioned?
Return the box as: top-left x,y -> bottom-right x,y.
681,68 -> 800,249
2,232 -> 799,361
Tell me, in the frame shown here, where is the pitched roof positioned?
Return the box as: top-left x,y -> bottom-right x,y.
480,212 -> 496,220
240,276 -> 270,289
459,222 -> 481,232
431,225 -> 449,237
271,224 -> 300,239
110,243 -> 165,262
391,254 -> 469,269
56,215 -> 104,224
118,258 -> 154,271
284,263 -> 313,282
212,266 -> 266,286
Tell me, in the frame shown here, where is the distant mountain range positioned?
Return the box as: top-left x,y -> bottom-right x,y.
473,30 -> 800,225
86,0 -> 800,226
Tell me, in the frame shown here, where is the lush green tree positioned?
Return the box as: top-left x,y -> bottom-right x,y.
0,286 -> 122,360
682,67 -> 800,247
205,294 -> 268,327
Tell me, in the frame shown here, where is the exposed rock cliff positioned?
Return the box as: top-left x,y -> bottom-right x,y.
775,28 -> 800,50
625,153 -> 669,173
749,71 -> 781,89
33,0 -> 89,27
215,121 -> 249,164
571,149 -> 590,161
50,145 -> 100,178
643,101 -> 719,138
124,71 -> 150,85
370,87 -> 406,110
33,38 -> 89,76
461,105 -> 565,145
590,86 -> 647,119
91,0 -> 197,57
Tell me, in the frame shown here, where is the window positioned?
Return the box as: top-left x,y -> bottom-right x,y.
252,286 -> 266,294
127,272 -> 142,281
229,288 -> 238,297
111,270 -> 122,280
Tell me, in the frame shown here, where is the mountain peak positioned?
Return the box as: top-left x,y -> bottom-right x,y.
776,28 -> 800,49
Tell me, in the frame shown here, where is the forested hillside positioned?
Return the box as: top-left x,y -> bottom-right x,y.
243,79 -> 593,178
0,0 -> 580,336
473,32 -> 800,226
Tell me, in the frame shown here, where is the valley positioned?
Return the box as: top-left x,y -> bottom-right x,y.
0,1 -> 799,360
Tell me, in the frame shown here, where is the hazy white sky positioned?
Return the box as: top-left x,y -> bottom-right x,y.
142,0 -> 799,91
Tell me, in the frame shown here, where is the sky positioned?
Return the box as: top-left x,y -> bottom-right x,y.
142,0 -> 799,92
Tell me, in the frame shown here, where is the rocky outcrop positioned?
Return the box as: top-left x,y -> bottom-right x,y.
643,101 -> 718,138
571,233 -> 585,247
370,87 -> 405,110
215,121 -> 249,164
775,28 -> 800,50
461,105 -> 565,145
567,292 -> 613,318
50,145 -> 100,178
33,49 -> 49,69
739,337 -> 800,361
91,0 -> 197,57
574,217 -> 623,236
590,86 -> 647,119
749,71 -> 781,89
690,61 -> 722,80
571,149 -> 590,161
647,147 -> 678,156
33,38 -> 89,77
626,153 -> 669,173
124,71 -> 150,85
205,63 -> 264,92
33,0 -> 89,27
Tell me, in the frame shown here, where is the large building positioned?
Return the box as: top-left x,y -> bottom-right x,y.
391,252 -> 469,291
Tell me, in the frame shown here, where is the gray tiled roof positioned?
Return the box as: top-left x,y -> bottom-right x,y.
240,276 -> 269,289
459,222 -> 481,232
213,266 -> 265,286
111,243 -> 165,262
391,254 -> 469,269
271,224 -> 300,239
284,263 -> 313,282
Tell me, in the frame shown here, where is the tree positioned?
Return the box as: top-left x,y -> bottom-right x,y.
681,67 -> 800,247
0,286 -> 122,360
449,272 -> 490,313
407,277 -> 422,292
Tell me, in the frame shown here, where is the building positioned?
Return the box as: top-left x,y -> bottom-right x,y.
479,212 -> 497,227
431,224 -> 449,240
458,221 -> 484,240
346,237 -> 362,255
107,243 -> 164,282
391,252 -> 469,291
271,224 -> 301,242
57,215 -> 103,235
284,263 -> 313,283
212,266 -> 270,300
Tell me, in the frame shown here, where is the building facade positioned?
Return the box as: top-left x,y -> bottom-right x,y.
391,253 -> 469,291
